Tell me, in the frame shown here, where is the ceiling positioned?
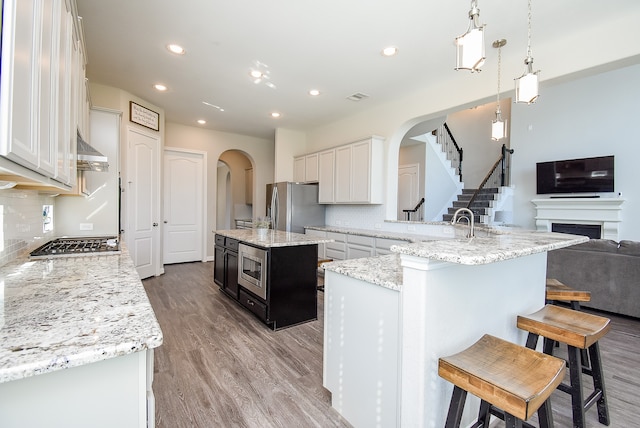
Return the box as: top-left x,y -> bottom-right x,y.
76,0 -> 640,140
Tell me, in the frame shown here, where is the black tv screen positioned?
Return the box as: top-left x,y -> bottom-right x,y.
536,155 -> 614,195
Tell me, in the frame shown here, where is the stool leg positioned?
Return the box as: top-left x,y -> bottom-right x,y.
476,399 -> 491,427
525,332 -> 539,350
504,413 -> 524,428
536,399 -> 555,428
588,342 -> 610,425
567,345 -> 587,428
445,385 -> 467,428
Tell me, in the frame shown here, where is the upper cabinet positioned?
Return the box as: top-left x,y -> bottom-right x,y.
293,152 -> 319,183
299,136 -> 384,205
0,0 -> 81,189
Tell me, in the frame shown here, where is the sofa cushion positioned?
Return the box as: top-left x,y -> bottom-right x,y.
569,239 -> 619,253
618,240 -> 640,256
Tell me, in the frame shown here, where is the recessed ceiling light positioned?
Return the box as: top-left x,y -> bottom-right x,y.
309,89 -> 321,96
271,112 -> 281,118
197,119 -> 206,125
154,84 -> 167,91
167,44 -> 185,55
250,70 -> 263,79
381,46 -> 399,57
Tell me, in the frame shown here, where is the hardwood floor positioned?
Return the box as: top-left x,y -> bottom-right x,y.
144,262 -> 640,427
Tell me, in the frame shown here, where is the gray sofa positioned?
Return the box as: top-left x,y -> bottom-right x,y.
547,239 -> 640,319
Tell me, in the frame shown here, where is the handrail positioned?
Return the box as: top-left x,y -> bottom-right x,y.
466,144 -> 514,209
402,197 -> 425,221
436,123 -> 464,181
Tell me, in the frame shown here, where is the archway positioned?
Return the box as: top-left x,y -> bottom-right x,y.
216,150 -> 253,229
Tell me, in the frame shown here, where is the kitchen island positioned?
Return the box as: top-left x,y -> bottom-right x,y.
322,226 -> 588,428
214,229 -> 333,329
0,246 -> 163,428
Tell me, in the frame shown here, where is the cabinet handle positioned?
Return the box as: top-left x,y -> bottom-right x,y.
247,299 -> 254,306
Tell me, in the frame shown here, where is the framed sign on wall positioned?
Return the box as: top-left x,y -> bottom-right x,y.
129,101 -> 159,131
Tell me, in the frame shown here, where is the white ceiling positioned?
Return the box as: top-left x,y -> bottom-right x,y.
76,0 -> 640,139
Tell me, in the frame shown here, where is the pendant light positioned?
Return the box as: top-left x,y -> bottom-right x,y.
455,0 -> 486,72
515,0 -> 540,103
492,39 -> 507,141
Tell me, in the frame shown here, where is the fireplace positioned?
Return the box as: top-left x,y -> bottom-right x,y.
551,223 -> 601,239
532,197 -> 624,240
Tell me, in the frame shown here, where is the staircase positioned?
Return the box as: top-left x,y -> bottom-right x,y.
443,188 -> 501,224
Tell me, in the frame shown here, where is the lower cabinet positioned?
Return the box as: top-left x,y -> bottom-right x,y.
214,236 -> 239,299
215,235 -> 318,330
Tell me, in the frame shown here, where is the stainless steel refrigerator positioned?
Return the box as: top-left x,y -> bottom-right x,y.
266,182 -> 326,233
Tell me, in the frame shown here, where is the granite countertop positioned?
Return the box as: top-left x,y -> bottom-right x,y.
305,225 -> 426,242
0,246 -> 163,384
390,230 -> 589,265
216,229 -> 334,248
322,254 -> 403,291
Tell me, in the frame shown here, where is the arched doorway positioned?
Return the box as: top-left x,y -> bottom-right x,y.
216,150 -> 253,229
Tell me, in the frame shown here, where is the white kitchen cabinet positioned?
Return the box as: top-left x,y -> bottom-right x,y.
245,168 -> 253,205
293,153 -> 319,183
0,0 -> 79,189
318,149 -> 335,203
334,145 -> 352,203
346,234 -> 375,259
375,237 -> 410,256
325,231 -> 346,260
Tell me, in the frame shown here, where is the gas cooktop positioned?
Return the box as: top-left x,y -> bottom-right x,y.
29,236 -> 120,259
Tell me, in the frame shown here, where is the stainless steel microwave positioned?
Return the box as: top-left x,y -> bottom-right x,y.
237,243 -> 268,300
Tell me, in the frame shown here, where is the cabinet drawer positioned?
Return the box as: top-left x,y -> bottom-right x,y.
239,289 -> 268,322
225,238 -> 239,251
325,248 -> 345,261
215,234 -> 225,247
375,237 -> 409,251
347,234 -> 374,246
325,232 -> 346,251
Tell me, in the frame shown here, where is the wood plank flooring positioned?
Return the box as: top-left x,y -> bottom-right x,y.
144,262 -> 640,427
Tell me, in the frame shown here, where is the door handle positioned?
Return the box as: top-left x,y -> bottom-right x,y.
153,223 -> 159,227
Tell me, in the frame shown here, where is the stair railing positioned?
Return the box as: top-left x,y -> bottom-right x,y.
402,197 -> 425,221
435,123 -> 464,181
466,144 -> 514,209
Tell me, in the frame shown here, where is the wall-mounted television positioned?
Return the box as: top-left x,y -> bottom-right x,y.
536,155 -> 614,195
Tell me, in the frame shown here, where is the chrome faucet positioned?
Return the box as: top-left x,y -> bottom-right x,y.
451,207 -> 475,238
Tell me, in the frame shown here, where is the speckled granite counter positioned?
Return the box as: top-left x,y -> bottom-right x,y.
305,225 -> 428,242
322,254 -> 402,291
0,246 -> 163,383
390,230 -> 588,265
216,228 -> 334,247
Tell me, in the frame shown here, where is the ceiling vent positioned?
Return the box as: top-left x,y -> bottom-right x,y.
346,92 -> 369,102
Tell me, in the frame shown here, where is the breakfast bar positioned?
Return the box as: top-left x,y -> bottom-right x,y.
322,227 -> 587,428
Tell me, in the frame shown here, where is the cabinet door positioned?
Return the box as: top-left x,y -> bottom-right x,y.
214,246 -> 224,286
318,149 -> 335,203
54,0 -> 74,185
351,140 -> 371,202
293,156 -> 305,182
334,145 -> 352,203
305,153 -> 319,182
1,0 -> 40,168
226,250 -> 239,299
37,0 -> 56,176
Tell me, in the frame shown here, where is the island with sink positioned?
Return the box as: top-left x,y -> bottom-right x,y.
320,223 -> 587,428
214,229 -> 333,330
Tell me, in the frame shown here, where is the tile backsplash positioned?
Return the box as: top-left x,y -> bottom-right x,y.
0,189 -> 56,267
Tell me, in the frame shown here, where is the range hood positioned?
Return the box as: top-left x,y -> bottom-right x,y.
77,132 -> 109,172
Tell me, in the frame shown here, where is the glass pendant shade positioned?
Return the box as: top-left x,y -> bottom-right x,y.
491,110 -> 507,141
515,59 -> 539,103
455,2 -> 485,72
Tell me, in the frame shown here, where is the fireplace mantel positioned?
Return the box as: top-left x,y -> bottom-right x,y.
532,198 -> 624,240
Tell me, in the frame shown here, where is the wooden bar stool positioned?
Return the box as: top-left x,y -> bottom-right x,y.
517,305 -> 611,428
546,278 -> 591,310
317,258 -> 332,291
438,334 -> 566,428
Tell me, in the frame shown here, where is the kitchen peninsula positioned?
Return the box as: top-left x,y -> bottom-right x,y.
214,229 -> 333,330
322,226 -> 588,428
0,246 -> 162,428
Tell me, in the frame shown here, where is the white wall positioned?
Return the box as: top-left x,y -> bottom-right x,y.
274,128 -> 305,183
511,63 -> 640,241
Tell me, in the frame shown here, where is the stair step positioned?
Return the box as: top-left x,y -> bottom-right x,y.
457,193 -> 498,202
443,214 -> 482,223
448,207 -> 488,216
462,188 -> 499,194
453,200 -> 492,208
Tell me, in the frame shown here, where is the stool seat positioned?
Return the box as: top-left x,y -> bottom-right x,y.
546,278 -> 591,303
517,304 -> 610,349
439,334 -> 565,422
317,257 -> 333,266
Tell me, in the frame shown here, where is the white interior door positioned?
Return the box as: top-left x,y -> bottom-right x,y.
126,127 -> 160,279
398,163 -> 420,220
163,149 -> 205,264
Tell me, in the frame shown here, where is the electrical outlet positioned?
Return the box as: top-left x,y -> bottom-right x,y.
407,225 -> 416,231
374,223 -> 382,229
80,223 -> 93,231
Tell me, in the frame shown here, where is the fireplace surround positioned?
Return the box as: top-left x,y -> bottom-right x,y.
532,198 -> 624,240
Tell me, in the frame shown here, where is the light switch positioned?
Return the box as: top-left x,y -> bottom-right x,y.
80,223 -> 94,231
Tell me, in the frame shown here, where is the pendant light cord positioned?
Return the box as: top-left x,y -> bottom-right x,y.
526,0 -> 533,59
